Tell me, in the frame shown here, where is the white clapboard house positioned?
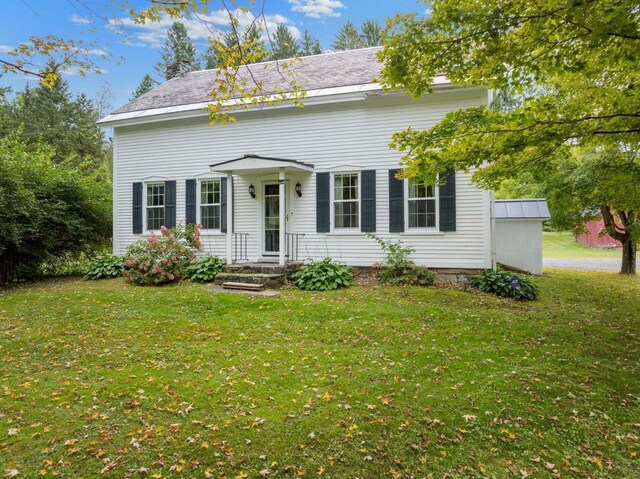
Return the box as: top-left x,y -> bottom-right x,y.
99,47 -> 501,271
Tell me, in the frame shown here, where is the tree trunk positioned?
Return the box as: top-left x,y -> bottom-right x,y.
620,238 -> 636,275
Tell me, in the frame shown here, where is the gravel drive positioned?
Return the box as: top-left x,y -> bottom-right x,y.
544,258 -> 621,272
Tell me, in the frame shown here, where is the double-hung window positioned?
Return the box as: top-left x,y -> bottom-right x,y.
408,180 -> 436,228
334,172 -> 359,229
146,183 -> 165,231
200,179 -> 221,230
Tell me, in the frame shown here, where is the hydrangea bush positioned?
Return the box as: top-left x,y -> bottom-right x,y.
123,224 -> 202,285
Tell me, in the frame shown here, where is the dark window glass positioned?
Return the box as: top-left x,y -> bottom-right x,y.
334,173 -> 359,228
146,183 -> 165,230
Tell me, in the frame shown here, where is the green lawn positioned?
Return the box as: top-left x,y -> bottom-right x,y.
543,231 -> 621,259
1,272 -> 638,478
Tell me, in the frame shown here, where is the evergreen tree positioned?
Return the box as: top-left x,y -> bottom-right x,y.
204,25 -> 269,68
156,22 -> 199,80
361,19 -> 383,47
0,72 -> 106,171
271,24 -> 300,60
131,74 -> 157,100
332,21 -> 366,51
299,30 -> 322,56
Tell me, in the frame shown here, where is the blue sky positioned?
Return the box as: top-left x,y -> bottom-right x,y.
1,1 -> 426,113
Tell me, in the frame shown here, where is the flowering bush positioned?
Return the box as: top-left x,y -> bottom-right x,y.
123,224 -> 202,285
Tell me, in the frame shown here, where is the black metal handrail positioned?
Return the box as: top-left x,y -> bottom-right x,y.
233,233 -> 249,262
285,233 -> 305,262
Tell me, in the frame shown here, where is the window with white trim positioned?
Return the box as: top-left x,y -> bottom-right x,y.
146,182 -> 165,231
408,180 -> 436,228
200,179 -> 221,230
334,172 -> 359,229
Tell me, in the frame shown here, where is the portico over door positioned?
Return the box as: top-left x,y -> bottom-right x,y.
209,154 -> 314,266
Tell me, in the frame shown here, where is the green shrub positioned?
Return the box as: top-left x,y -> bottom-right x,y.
377,263 -> 435,286
85,254 -> 124,280
123,224 -> 202,286
470,269 -> 539,300
367,234 -> 435,286
187,255 -> 226,283
292,258 -> 354,291
0,133 -> 111,285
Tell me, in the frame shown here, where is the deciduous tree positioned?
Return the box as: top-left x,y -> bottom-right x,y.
379,0 -> 639,274
0,133 -> 111,284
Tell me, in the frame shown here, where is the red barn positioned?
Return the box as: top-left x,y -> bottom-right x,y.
575,218 -> 622,248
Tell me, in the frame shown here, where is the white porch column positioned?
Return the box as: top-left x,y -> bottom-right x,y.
226,171 -> 233,265
278,167 -> 286,266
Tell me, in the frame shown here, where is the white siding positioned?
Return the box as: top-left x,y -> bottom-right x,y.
495,220 -> 544,275
113,89 -> 492,269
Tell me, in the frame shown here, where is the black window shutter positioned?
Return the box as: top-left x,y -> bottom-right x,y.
316,172 -> 330,233
388,169 -> 404,233
439,168 -> 456,232
185,179 -> 197,225
361,170 -> 376,232
220,177 -> 228,233
132,182 -> 143,234
164,180 -> 177,229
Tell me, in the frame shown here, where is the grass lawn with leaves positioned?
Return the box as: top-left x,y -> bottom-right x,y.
543,231 -> 621,259
0,271 -> 638,478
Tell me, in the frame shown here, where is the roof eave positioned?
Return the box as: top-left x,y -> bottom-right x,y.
98,83 -> 384,127
98,76 -> 457,128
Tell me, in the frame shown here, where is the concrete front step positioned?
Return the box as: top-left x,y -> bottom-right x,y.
213,272 -> 285,289
225,262 -> 304,275
226,263 -> 286,274
222,282 -> 265,291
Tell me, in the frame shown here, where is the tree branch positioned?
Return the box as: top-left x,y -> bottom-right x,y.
0,58 -> 46,78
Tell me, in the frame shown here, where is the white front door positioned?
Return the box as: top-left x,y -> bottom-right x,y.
262,181 -> 290,256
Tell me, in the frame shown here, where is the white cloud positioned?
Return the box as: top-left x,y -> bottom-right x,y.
70,14 -> 91,25
289,0 -> 345,19
109,9 -> 299,48
0,45 -> 14,53
86,49 -> 108,56
61,66 -> 109,77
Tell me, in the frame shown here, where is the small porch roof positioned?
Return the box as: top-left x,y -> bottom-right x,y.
210,154 -> 314,175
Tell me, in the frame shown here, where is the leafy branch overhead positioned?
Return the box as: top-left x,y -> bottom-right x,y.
0,35 -> 105,88
379,0 -> 639,187
130,1 -> 308,124
379,0 -> 639,274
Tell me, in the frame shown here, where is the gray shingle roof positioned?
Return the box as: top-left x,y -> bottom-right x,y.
114,47 -> 384,114
495,199 -> 551,220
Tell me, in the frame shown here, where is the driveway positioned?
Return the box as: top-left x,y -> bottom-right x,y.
544,258 -> 621,272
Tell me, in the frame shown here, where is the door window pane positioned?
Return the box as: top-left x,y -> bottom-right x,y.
264,185 -> 280,252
